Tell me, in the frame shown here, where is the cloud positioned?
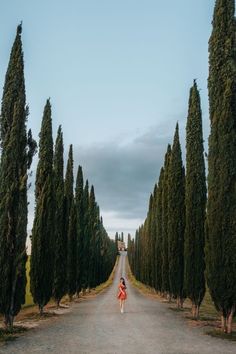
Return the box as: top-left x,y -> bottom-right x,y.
28,118 -> 191,238
73,123 -> 175,235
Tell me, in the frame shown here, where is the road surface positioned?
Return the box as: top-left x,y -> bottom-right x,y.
1,252 -> 235,354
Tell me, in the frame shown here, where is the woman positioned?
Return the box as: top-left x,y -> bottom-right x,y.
117,277 -> 127,313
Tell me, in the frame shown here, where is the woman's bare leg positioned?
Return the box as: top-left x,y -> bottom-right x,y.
121,300 -> 124,313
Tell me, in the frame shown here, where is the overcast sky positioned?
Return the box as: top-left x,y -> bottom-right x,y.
0,0 -> 215,240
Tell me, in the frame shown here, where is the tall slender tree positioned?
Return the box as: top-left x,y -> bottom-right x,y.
184,81 -> 206,319
82,180 -> 90,289
65,145 -> 76,299
0,24 -> 36,327
151,184 -> 158,290
168,124 -> 185,307
30,99 -> 54,315
161,145 -> 171,297
88,185 -> 98,288
115,232 -> 119,253
53,126 -> 67,307
206,0 -> 236,333
146,194 -> 153,286
75,165 -> 84,295
67,199 -> 77,299
155,168 -> 164,292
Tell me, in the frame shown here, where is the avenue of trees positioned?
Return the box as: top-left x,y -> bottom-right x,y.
128,0 -> 236,334
0,24 -> 117,327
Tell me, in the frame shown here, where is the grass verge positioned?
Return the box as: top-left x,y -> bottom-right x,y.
127,261 -> 235,341
0,256 -> 119,344
0,326 -> 27,343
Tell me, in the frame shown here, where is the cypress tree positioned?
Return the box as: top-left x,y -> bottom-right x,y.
95,206 -> 103,284
67,199 -> 77,299
82,180 -> 90,289
52,126 -> 67,307
0,24 -> 36,327
184,81 -> 206,319
88,185 -> 97,288
168,124 -> 185,307
0,24 -> 25,144
115,232 -> 119,253
151,184 -> 158,290
146,194 -> 153,286
206,0 -> 236,333
161,145 -> 171,296
75,165 -> 84,295
30,99 -> 54,315
155,168 -> 164,292
65,145 -> 76,299
134,230 -> 140,279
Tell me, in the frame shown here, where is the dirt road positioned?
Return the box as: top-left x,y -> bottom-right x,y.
1,252 -> 235,354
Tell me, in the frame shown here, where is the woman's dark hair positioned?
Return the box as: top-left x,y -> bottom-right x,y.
120,277 -> 126,289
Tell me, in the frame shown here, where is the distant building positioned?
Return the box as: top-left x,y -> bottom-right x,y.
117,240 -> 126,251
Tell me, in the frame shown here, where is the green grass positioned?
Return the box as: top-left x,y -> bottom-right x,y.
199,288 -> 219,320
0,326 -> 27,343
206,329 -> 236,341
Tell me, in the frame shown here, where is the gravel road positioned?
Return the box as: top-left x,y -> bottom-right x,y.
1,252 -> 235,354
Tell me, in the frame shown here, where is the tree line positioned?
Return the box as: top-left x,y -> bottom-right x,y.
128,0 -> 236,334
0,24 -> 117,327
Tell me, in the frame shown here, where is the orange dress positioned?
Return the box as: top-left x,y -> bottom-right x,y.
117,283 -> 127,300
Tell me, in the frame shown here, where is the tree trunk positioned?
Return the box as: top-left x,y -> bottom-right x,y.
191,303 -> 199,319
176,296 -> 184,309
221,315 -> 227,333
4,314 -> 10,328
192,303 -> 196,318
69,294 -> 73,302
195,305 -> 200,320
56,299 -> 60,309
39,304 -> 44,316
226,307 -> 235,334
4,313 -> 14,329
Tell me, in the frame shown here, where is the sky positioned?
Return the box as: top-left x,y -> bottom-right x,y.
0,0 -> 216,241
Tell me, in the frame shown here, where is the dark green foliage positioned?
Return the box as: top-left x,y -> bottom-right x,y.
88,185 -> 98,288
161,145 -> 171,294
75,165 -> 84,293
53,126 -> 67,305
146,194 -> 153,286
155,169 -> 164,292
134,230 -> 140,279
82,180 -> 90,289
115,232 -> 119,252
67,200 -> 77,298
184,81 -> 206,315
150,186 -> 158,289
64,145 -> 76,297
30,100 -> 54,314
207,0 -> 236,331
168,124 -> 185,303
0,25 -> 36,327
0,24 -> 24,145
